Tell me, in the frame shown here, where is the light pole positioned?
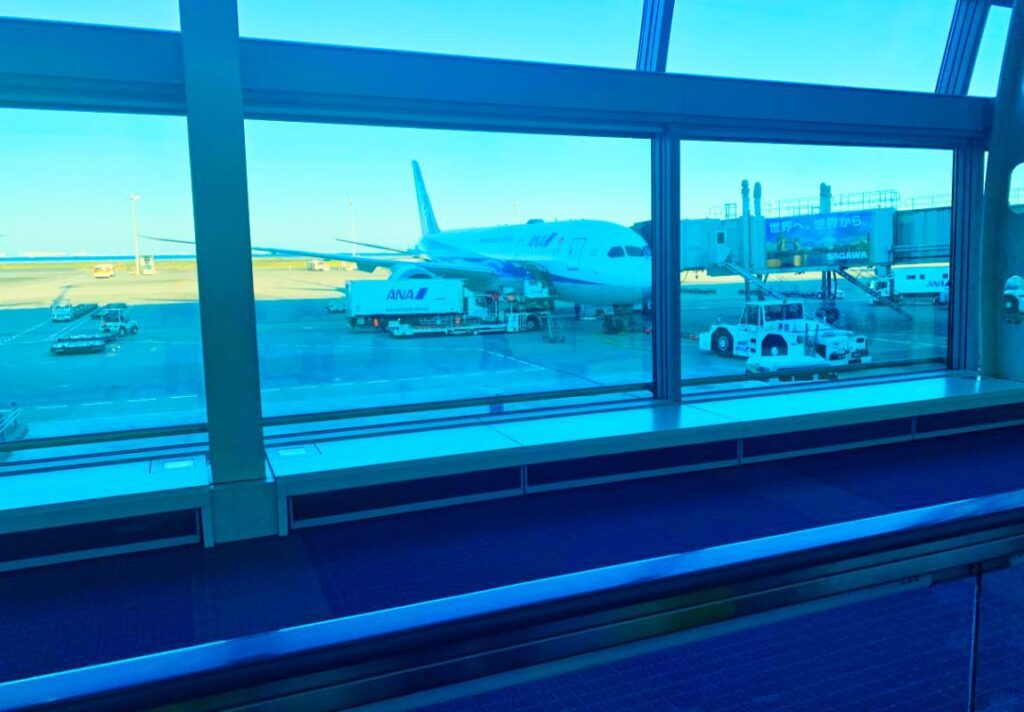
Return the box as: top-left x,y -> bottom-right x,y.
129,193 -> 141,276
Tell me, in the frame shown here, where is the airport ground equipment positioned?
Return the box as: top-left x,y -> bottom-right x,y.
836,268 -> 913,320
745,354 -> 837,384
99,308 -> 139,337
50,302 -> 97,322
388,311 -> 530,337
544,315 -> 566,343
50,334 -> 109,355
91,303 -> 128,320
719,261 -> 787,301
867,265 -> 949,306
92,263 -> 115,279
698,300 -> 870,365
307,259 -> 329,272
346,278 -> 466,330
1005,275 -> 1024,321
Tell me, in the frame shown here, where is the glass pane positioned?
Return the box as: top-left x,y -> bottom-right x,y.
667,0 -> 957,92
245,122 -> 652,420
425,580 -> 974,711
976,565 -> 1024,710
969,5 -> 1012,97
0,110 -> 203,442
237,0 -> 642,69
678,141 -> 951,393
0,1 -> 179,30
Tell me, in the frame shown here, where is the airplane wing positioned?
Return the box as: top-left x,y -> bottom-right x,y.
143,234 -> 534,286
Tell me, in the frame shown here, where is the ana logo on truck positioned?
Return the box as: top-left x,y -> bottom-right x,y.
386,287 -> 429,301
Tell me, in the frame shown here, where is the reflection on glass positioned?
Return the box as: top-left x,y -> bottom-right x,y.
0,110 -> 203,442
0,1 -> 179,29
678,142 -> 952,392
238,0 -> 641,69
245,122 -> 652,419
667,0 -> 956,92
422,580 -> 974,711
969,5 -> 1012,97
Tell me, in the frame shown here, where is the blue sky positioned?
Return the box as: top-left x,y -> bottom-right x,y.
0,1 -> 1008,254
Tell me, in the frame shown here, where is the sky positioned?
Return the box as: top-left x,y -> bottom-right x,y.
0,1 -> 1010,254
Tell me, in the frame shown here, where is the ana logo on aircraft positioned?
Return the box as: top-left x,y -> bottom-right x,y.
387,287 -> 429,301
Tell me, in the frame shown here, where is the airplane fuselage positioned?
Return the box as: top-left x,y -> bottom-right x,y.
417,219 -> 652,307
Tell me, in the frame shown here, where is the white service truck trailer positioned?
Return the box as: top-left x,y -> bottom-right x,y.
699,301 -> 870,366
869,266 -> 949,305
346,279 -> 466,330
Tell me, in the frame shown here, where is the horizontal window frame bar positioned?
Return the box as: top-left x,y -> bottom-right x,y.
681,357 -> 947,389
261,383 -> 654,430
0,19 -> 992,147
8,487 -> 1024,711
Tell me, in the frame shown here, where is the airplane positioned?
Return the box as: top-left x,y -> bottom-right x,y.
146,161 -> 653,314
253,161 -> 652,311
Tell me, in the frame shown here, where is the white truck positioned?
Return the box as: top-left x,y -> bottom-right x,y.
699,301 -> 870,366
99,308 -> 139,337
51,302 -> 97,322
869,266 -> 949,305
346,278 -> 550,335
346,279 -> 467,330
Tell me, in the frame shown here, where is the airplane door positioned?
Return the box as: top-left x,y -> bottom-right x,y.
568,238 -> 586,270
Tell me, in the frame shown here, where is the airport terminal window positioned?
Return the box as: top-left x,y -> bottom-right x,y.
969,4 -> 1012,97
237,0 -> 642,69
667,0 -> 956,92
0,1 -> 179,29
679,141 -> 952,392
244,121 -> 652,419
0,109 -> 204,441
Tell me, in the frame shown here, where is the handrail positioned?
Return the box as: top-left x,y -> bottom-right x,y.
4,488 -> 1024,711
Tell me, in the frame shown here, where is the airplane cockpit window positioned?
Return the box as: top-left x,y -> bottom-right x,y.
624,246 -> 645,257
608,246 -> 626,258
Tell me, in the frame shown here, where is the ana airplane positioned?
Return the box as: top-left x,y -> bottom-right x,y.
253,161 -> 653,310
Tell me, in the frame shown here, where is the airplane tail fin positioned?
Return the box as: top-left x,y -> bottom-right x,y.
412,160 -> 440,236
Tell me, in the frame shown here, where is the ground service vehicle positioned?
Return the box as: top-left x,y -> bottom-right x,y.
869,266 -> 949,304
307,259 -> 329,272
141,256 -> 156,275
1005,275 -> 1024,318
92,302 -> 129,320
347,278 -> 466,330
699,301 -> 870,366
92,263 -> 115,279
100,308 -> 139,336
745,354 -> 838,383
50,334 -> 109,355
51,302 -> 97,322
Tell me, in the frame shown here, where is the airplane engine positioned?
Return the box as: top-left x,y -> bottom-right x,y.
388,265 -> 437,280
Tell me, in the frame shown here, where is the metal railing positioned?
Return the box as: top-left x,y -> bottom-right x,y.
4,487 -> 1024,711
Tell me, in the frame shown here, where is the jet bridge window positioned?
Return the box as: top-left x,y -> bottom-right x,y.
608,246 -> 626,258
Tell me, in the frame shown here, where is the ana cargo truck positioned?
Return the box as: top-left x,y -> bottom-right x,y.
869,266 -> 949,305
346,279 -> 467,331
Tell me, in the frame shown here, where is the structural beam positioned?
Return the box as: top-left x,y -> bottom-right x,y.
949,143 -> 985,371
178,0 -> 266,483
936,0 -> 990,95
979,0 -> 1024,379
0,19 -> 992,147
636,0 -> 675,72
652,135 -> 681,400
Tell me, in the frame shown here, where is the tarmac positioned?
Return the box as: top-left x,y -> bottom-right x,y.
0,260 -> 947,441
